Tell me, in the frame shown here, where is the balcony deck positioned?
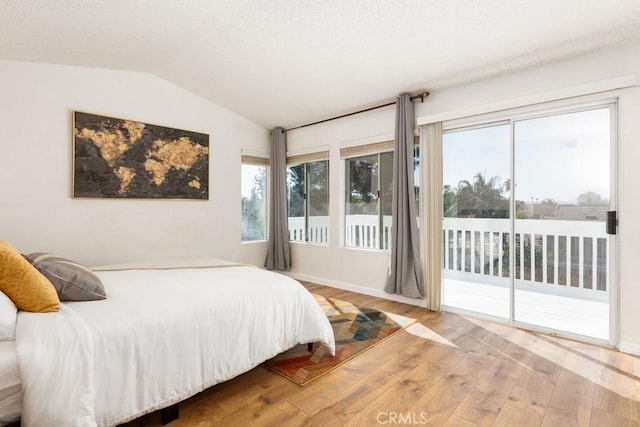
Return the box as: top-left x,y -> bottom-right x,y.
444,277 -> 609,340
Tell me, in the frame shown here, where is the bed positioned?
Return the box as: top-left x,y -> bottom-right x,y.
0,255 -> 335,427
0,341 -> 21,426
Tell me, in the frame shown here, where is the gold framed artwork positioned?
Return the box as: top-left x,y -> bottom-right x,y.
72,111 -> 210,199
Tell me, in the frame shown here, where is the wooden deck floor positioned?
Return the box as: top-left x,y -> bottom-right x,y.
443,278 -> 609,340
122,282 -> 638,427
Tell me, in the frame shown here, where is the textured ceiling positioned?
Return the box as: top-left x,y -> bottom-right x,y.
2,0 -> 640,128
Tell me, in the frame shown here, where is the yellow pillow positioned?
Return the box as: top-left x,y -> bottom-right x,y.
0,241 -> 59,313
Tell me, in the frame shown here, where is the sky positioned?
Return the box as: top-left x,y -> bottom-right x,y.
443,107 -> 611,205
241,164 -> 264,198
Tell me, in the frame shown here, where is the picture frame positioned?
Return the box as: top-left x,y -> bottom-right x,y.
72,111 -> 209,199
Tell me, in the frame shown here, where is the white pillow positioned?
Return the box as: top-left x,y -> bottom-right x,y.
0,291 -> 17,341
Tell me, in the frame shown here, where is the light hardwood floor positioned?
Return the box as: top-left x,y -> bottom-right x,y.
121,282 -> 640,427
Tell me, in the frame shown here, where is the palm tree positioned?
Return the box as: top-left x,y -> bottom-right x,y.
445,172 -> 509,218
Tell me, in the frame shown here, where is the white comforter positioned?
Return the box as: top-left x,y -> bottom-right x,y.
0,341 -> 21,425
15,259 -> 335,427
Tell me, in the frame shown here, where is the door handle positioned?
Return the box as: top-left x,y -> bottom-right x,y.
606,211 -> 617,235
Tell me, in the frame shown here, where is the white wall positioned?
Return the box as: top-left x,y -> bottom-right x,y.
0,60 -> 269,267
286,42 -> 640,351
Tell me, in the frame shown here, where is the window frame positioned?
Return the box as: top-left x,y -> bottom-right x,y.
286,151 -> 330,245
341,137 -> 420,251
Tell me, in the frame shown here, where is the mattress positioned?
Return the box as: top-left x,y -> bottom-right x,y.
0,341 -> 21,426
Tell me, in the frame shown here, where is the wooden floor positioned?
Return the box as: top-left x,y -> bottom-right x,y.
121,282 -> 640,427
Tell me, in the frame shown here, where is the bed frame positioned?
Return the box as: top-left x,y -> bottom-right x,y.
160,404 -> 180,424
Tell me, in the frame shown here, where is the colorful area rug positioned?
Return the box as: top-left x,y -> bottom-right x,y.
264,294 -> 416,386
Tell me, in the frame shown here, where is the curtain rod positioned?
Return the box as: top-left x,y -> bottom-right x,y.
285,91 -> 430,131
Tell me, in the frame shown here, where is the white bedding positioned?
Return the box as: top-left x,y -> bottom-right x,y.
0,341 -> 21,425
15,259 -> 335,427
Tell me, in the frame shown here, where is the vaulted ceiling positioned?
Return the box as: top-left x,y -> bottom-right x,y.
2,0 -> 640,128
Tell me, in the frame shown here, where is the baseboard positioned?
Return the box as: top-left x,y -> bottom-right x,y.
619,340 -> 640,356
285,272 -> 428,309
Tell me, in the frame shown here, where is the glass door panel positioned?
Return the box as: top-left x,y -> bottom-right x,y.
513,107 -> 611,340
307,160 -> 330,244
442,123 -> 511,319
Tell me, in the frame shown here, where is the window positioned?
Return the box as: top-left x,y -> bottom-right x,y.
342,138 -> 419,250
286,151 -> 329,244
241,156 -> 268,242
344,152 -> 392,250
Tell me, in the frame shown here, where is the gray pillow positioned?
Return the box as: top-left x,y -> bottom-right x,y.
25,253 -> 106,301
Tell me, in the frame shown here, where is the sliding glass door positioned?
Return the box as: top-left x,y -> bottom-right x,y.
442,104 -> 615,343
513,108 -> 611,340
442,123 -> 511,319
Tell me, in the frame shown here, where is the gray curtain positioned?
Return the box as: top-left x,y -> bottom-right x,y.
264,128 -> 291,271
384,94 -> 424,298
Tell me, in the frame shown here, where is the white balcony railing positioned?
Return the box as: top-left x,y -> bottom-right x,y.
345,215 -> 393,250
288,216 -> 330,244
443,217 -> 608,301
288,215 -> 393,248
287,215 -> 608,300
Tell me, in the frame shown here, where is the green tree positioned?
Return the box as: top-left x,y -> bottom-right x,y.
446,172 -> 509,218
308,161 -> 329,216
287,161 -> 330,217
347,156 -> 378,215
242,166 -> 266,241
287,164 -> 305,217
577,191 -> 608,206
251,167 -> 266,201
443,184 -> 457,217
